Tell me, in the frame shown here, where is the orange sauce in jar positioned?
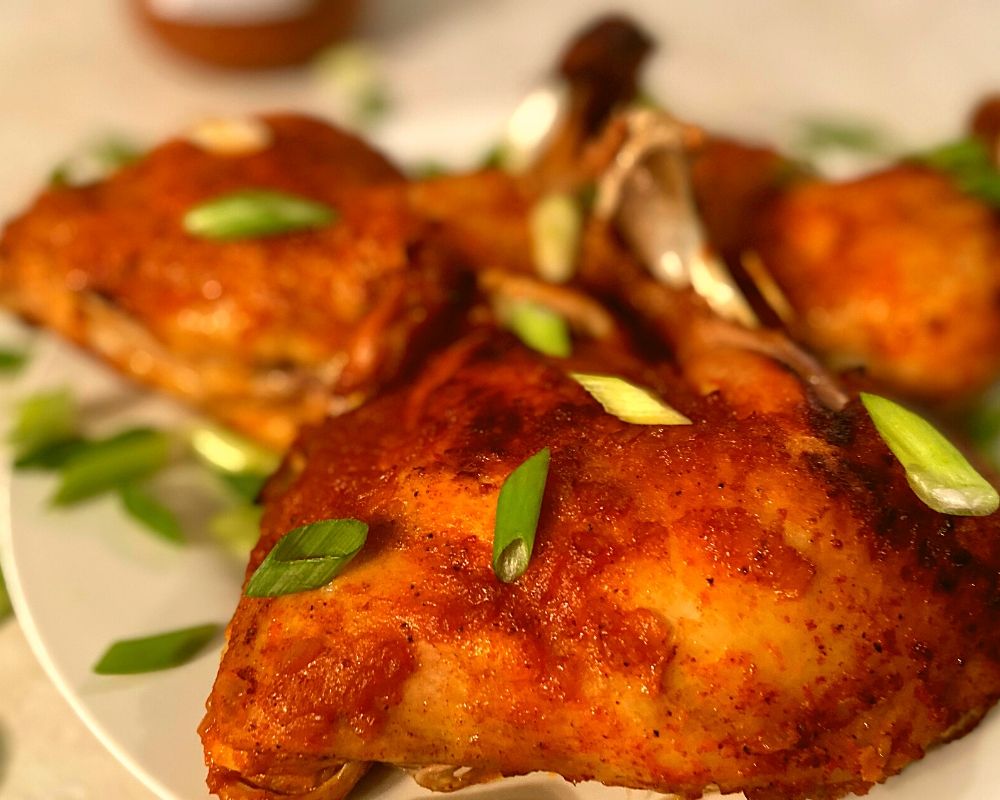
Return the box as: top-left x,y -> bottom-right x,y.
132,0 -> 362,69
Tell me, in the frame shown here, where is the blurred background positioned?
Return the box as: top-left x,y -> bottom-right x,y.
1,1 -> 998,797
3,0 -> 999,209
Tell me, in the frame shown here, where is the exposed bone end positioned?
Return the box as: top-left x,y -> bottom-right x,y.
479,268 -> 620,343
596,109 -> 757,330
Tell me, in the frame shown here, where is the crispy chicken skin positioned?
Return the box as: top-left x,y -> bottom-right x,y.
748,164 -> 1000,402
415,115 -> 1000,408
684,120 -> 1000,404
201,329 -> 1000,800
0,114 -> 461,446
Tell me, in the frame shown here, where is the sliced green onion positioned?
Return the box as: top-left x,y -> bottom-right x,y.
190,425 -> 276,502
245,518 -> 368,598
93,623 -> 220,675
210,505 -> 263,559
0,564 -> 12,621
219,471 -> 269,503
478,143 -> 508,171
14,436 -> 89,471
0,348 -> 27,373
52,428 -> 172,506
493,447 -> 551,584
795,118 -> 892,157
530,192 -> 582,284
504,301 -> 572,358
861,392 -> 999,516
357,86 -> 391,126
913,138 -> 1000,206
965,382 -> 1000,469
189,425 -> 280,475
9,389 -> 77,457
569,372 -> 692,426
314,42 -> 391,129
183,190 -> 335,240
410,160 -> 448,180
119,484 -> 183,544
917,138 -> 989,172
634,88 -> 665,111
50,135 -> 142,187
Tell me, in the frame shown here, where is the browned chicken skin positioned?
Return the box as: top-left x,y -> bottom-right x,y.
201,326 -> 1000,800
0,114 -> 463,446
0,16 -> 999,800
688,125 -> 1000,404
745,163 -> 1000,402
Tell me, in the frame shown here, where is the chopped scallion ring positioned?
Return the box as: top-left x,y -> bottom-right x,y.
50,135 -> 142,187
219,471 -> 269,503
913,138 -> 1000,207
9,389 -> 77,459
189,425 -> 280,475
861,392 -> 999,516
314,43 -> 391,129
52,428 -> 172,506
0,564 -> 11,621
492,447 -> 551,584
14,437 -> 89,471
183,190 -> 336,240
505,301 -> 572,358
93,623 -> 220,675
0,348 -> 27,373
210,505 -> 263,559
245,518 -> 368,598
530,192 -> 582,284
569,372 -> 691,426
795,118 -> 891,157
119,484 -> 184,544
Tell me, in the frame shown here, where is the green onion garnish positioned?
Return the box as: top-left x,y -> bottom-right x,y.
913,138 -> 1000,206
183,190 -> 336,240
314,42 -> 391,129
245,518 -> 368,598
93,623 -> 220,675
50,135 -> 142,187
530,192 -> 582,284
505,301 -> 572,358
492,447 -> 551,584
14,436 -> 89,471
52,428 -> 172,506
478,143 -> 508,171
861,392 -> 999,516
410,160 -> 448,180
119,484 -> 183,544
209,505 -> 262,559
795,118 -> 892,157
219,471 -> 269,503
569,372 -> 692,426
189,425 -> 279,475
0,564 -> 12,621
9,389 -> 77,459
0,348 -> 27,374
965,382 -> 1000,470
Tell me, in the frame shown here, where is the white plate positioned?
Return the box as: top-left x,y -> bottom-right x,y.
3,1 -> 1000,799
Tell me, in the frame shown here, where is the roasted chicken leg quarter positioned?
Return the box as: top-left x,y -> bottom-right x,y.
0,114 -> 462,447
688,107 -> 1000,404
201,327 -> 1000,800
